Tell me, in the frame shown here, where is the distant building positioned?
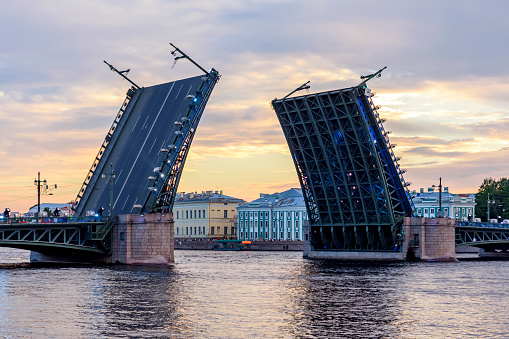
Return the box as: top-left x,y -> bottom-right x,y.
173,190 -> 244,239
411,187 -> 476,220
237,188 -> 308,241
25,203 -> 73,218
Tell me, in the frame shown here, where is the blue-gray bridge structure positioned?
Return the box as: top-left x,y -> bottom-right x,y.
0,51 -> 219,256
272,72 -> 414,252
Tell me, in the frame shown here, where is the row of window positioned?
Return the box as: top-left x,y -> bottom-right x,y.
175,209 -> 235,219
240,231 -> 300,240
240,220 -> 300,229
416,207 -> 473,216
239,211 -> 307,219
176,226 -> 235,236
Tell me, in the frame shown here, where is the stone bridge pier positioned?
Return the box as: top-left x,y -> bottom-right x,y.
111,213 -> 174,265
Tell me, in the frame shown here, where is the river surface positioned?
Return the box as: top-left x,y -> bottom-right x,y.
0,248 -> 507,338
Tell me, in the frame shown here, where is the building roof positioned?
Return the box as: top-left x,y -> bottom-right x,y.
240,188 -> 306,208
175,190 -> 245,204
26,203 -> 72,214
411,191 -> 475,204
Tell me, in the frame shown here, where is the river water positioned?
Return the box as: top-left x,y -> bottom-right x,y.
0,248 -> 507,338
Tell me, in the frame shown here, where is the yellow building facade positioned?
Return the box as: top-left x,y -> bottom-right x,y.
173,190 -> 244,239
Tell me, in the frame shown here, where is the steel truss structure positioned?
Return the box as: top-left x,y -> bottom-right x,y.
456,222 -> 509,251
272,79 -> 413,251
0,222 -> 111,254
143,70 -> 220,213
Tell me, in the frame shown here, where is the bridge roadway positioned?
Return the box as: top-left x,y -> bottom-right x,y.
1,218 -> 509,256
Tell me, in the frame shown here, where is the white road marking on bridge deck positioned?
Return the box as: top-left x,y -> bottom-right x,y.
132,115 -> 141,132
122,195 -> 130,210
148,138 -> 158,154
113,83 -> 175,210
175,83 -> 183,99
185,85 -> 193,98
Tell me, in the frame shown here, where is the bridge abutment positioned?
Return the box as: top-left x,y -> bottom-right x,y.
405,217 -> 456,261
111,213 -> 174,265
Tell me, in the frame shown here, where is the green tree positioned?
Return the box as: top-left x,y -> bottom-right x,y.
43,207 -> 53,217
475,178 -> 509,221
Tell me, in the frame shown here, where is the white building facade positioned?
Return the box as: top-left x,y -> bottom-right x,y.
237,188 -> 308,241
411,187 -> 476,221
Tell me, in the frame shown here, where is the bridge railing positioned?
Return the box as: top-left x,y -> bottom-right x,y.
0,215 -> 110,225
456,221 -> 509,229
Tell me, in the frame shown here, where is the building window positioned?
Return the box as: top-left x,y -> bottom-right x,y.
231,227 -> 235,236
120,232 -> 125,241
186,227 -> 189,235
255,232 -> 258,238
431,208 -> 435,214
287,220 -> 291,228
203,227 -> 205,235
265,232 -> 268,239
211,227 -> 214,235
224,227 -> 227,235
265,211 -> 268,218
265,220 -> 268,228
250,212 -> 253,217
288,231 -> 291,239
194,210 -> 197,219
177,211 -> 179,219
295,231 -> 299,239
203,210 -> 206,218
255,221 -> 258,227
198,210 -> 201,218
417,208 -> 422,215
190,227 -> 192,235
280,212 -> 283,218
303,212 -> 307,219
240,232 -> 244,238
424,209 -> 428,214
295,212 -> 298,217
186,210 -> 188,219
194,227 -> 197,235
280,231 -> 284,239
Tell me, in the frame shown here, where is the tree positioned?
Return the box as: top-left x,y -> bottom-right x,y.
43,207 -> 53,218
475,178 -> 509,221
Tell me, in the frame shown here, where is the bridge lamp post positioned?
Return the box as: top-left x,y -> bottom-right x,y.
34,172 -> 47,223
487,193 -> 495,222
101,164 -> 115,219
432,177 -> 443,218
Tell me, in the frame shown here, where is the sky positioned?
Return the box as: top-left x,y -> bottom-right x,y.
1,0 -> 509,213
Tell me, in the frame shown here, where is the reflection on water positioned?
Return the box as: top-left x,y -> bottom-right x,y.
0,248 -> 508,338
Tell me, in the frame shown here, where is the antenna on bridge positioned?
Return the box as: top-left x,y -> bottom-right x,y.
169,43 -> 211,77
358,66 -> 387,87
103,60 -> 141,90
282,81 -> 311,99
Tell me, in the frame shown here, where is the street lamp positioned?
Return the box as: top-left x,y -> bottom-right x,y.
101,163 -> 116,219
487,193 -> 495,221
432,177 -> 443,218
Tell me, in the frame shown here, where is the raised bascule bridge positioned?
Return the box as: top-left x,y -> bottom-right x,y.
0,44 -> 220,264
272,68 -> 509,260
